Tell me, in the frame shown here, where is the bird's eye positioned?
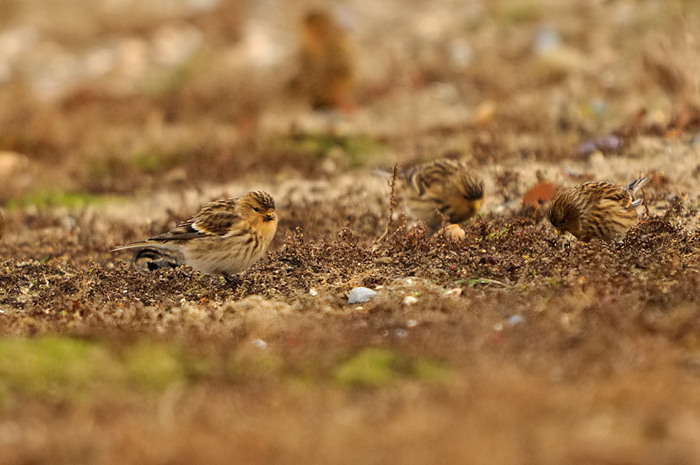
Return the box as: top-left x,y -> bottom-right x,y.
253,207 -> 260,212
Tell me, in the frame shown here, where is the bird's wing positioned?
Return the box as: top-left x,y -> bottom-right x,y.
601,188 -> 630,203
153,199 -> 241,241
408,162 -> 450,198
583,182 -> 629,204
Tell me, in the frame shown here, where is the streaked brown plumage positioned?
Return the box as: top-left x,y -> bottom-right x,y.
112,191 -> 278,280
292,8 -> 354,111
400,158 -> 484,231
547,176 -> 650,241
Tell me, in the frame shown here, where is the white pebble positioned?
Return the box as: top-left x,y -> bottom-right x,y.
347,287 -> 378,304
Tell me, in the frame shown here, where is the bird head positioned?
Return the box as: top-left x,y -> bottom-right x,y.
442,174 -> 484,223
546,196 -> 581,238
241,191 -> 278,224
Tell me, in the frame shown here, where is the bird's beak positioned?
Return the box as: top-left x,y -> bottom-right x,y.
264,211 -> 277,222
556,229 -> 562,237
472,200 -> 482,214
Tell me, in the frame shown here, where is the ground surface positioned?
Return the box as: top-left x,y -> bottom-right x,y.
1,0 -> 700,463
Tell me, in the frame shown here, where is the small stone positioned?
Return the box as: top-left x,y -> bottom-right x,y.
347,287 -> 378,304
251,339 -> 268,349
589,151 -> 606,171
474,99 -> 496,125
445,288 -> 462,296
448,37 -> 473,69
402,295 -> 418,305
522,181 -> 556,208
533,26 -> 562,55
507,314 -> 526,326
576,135 -> 622,157
394,329 -> 408,338
441,224 -> 466,240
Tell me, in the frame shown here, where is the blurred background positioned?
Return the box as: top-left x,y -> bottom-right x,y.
1,0 -> 698,206
1,4 -> 700,463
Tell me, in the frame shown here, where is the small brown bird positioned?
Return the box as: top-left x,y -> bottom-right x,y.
113,191 -> 278,281
291,8 -> 354,111
547,176 -> 650,241
400,158 -> 484,231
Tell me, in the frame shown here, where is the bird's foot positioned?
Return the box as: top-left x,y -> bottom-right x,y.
222,272 -> 242,287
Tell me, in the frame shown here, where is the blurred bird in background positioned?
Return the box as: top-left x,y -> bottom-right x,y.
290,7 -> 355,112
398,158 -> 484,231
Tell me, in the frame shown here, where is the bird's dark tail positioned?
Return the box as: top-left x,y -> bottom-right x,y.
132,247 -> 182,271
625,176 -> 651,196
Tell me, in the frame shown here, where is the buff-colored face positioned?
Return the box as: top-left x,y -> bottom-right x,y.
241,192 -> 278,228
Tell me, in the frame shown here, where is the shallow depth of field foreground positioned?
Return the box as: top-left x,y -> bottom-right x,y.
1,0 -> 700,463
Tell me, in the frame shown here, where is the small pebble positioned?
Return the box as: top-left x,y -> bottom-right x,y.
347,287 -> 378,304
560,314 -> 572,329
445,288 -> 462,296
448,37 -> 472,69
507,314 -> 526,326
442,224 -> 466,240
406,319 -> 418,328
402,295 -> 418,305
576,135 -> 622,157
533,26 -> 562,55
522,181 -> 556,207
251,339 -> 268,349
395,329 -> 408,338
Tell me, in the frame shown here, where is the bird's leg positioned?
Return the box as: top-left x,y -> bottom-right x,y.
222,272 -> 241,287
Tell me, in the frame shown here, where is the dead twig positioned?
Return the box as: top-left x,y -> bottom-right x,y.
375,163 -> 399,244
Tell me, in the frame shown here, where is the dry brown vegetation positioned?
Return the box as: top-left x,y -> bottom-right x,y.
1,0 -> 700,463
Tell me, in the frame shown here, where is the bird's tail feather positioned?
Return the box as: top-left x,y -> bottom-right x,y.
110,241 -> 152,252
625,176 -> 651,196
132,247 -> 183,269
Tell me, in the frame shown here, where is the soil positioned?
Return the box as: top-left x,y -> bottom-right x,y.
1,0 -> 700,463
